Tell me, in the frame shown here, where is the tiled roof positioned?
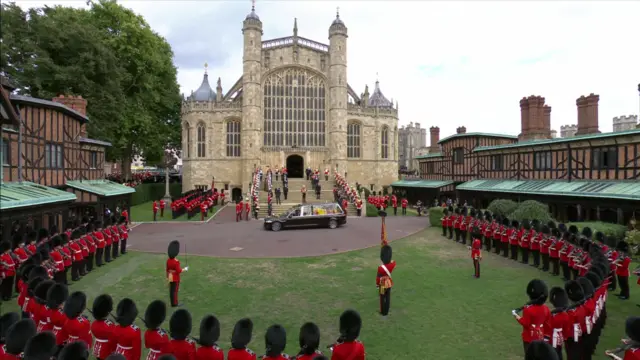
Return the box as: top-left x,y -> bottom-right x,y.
416,153 -> 443,159
0,182 -> 76,210
66,180 -> 135,197
390,180 -> 454,189
79,137 -> 112,147
438,132 -> 517,144
10,94 -> 89,123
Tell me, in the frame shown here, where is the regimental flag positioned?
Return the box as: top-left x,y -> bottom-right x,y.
381,217 -> 388,247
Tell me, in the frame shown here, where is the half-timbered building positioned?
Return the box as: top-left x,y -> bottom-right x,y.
396,93 -> 640,224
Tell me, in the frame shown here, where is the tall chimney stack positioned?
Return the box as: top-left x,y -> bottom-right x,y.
519,95 -> 551,140
543,105 -> 552,138
53,95 -> 88,137
456,126 -> 467,134
429,126 -> 440,152
519,97 -> 530,140
576,93 -> 599,135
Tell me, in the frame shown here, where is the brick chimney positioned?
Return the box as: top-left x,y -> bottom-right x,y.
576,93 -> 599,135
429,126 -> 440,152
52,95 -> 88,137
519,97 -> 530,140
543,105 -> 552,138
519,95 -> 551,141
456,126 -> 466,134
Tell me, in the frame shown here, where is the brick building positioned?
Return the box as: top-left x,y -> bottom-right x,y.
0,78 -> 134,242
395,93 -> 640,224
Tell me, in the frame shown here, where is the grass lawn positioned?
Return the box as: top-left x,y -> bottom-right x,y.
4,228 -> 634,359
130,201 -> 218,222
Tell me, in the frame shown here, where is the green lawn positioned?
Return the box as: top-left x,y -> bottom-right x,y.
4,228 -> 634,359
130,201 -> 217,222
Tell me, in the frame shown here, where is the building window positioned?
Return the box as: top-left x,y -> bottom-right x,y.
491,155 -> 504,170
45,143 -> 63,169
89,151 -> 98,169
534,151 -> 552,170
381,127 -> 389,159
1,138 -> 9,166
347,122 -> 361,158
226,121 -> 241,157
263,68 -> 326,147
184,124 -> 190,158
426,162 -> 435,174
197,123 -> 206,158
194,185 -> 208,190
453,147 -> 464,164
592,146 -> 617,169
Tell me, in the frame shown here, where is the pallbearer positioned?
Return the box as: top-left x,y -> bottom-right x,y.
166,240 -> 189,307
377,244 -> 396,316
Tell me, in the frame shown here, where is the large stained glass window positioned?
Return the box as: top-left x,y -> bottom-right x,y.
347,122 -> 361,158
263,68 -> 326,147
226,121 -> 241,157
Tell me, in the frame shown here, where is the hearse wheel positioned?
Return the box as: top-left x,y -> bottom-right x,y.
271,222 -> 282,232
328,219 -> 338,229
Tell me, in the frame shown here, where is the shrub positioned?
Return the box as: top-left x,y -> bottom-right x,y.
567,222 -> 627,247
624,229 -> 640,255
507,200 -> 552,223
487,199 -> 518,218
366,203 -> 379,217
131,183 -> 182,206
428,207 -> 444,228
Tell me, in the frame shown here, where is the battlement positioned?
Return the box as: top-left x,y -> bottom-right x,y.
347,102 -> 398,117
181,99 -> 242,114
613,115 -> 638,123
560,124 -> 577,130
560,124 -> 578,138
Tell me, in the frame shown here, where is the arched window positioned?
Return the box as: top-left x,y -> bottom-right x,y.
183,124 -> 190,158
197,123 -> 206,158
263,68 -> 326,147
381,127 -> 389,159
347,122 -> 361,158
226,121 -> 241,157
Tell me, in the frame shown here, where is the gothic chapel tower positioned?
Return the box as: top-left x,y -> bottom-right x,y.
328,10 -> 348,173
242,3 -> 263,190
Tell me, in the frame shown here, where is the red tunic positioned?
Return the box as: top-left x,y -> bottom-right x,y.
84,234 -> 97,254
61,246 -> 72,268
0,253 -> 16,277
64,315 -> 93,349
113,324 -> 141,360
166,258 -> 182,283
164,339 -> 197,360
91,319 -> 116,360
501,227 -> 509,243
17,280 -> 27,308
330,341 -> 365,360
624,348 -> 640,360
227,348 -> 257,360
546,311 -> 571,348
471,238 -> 482,259
14,247 -> 29,264
0,346 -> 20,360
103,229 -> 113,246
50,308 -> 69,345
376,261 -> 396,287
566,306 -> 586,342
195,344 -> 224,360
36,305 -> 53,333
94,231 -> 106,249
70,241 -> 83,262
144,328 -> 170,360
262,355 -> 290,360
517,304 -> 551,342
617,256 -> 631,276
401,199 -> 408,208
295,351 -> 324,360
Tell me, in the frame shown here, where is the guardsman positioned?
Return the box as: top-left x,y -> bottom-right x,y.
144,300 -> 170,360
501,217 -> 510,258
355,199 -> 363,217
447,206 -> 455,240
441,209 -> 449,237
564,280 -> 586,360
153,201 -> 159,222
62,291 -> 93,348
160,199 -> 165,218
324,168 -> 329,181
69,231 -> 84,281
22,332 -> 58,360
460,208 -> 469,245
245,199 -> 251,221
492,215 -> 502,254
58,341 -> 90,360
84,224 -> 97,272
377,245 -> 396,316
391,194 -> 398,215
91,294 -> 116,360
510,220 -> 520,261
615,240 -> 631,300
605,316 -> 640,360
262,325 -> 289,359
200,201 -> 207,222
577,277 -> 596,358
469,224 -> 482,278
547,287 -> 571,359
294,322 -> 323,360
524,341 -> 559,360
520,220 -> 531,265
164,309 -> 196,360
483,213 -> 493,251
401,198 -> 408,215
46,283 -> 69,351
530,220 -> 541,268
227,318 -> 256,360
113,298 -> 142,360
236,201 -> 242,222
0,241 -> 17,301
166,240 -> 188,307
341,199 -> 348,217
104,218 -> 115,264
196,315 -> 223,360
453,208 -> 462,242
513,279 -> 550,355
4,318 -> 37,359
118,216 -> 129,256
329,310 -> 365,360
549,226 -> 561,276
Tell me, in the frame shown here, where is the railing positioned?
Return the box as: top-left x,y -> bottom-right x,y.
262,36 -> 329,52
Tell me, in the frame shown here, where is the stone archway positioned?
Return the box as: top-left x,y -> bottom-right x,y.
231,187 -> 243,202
286,154 -> 304,178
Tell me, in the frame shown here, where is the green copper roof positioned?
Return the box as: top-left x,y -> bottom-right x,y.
0,182 -> 76,210
66,180 -> 135,197
416,152 -> 443,159
390,180 -> 454,189
438,132 -> 517,145
474,128 -> 640,152
457,179 -> 640,200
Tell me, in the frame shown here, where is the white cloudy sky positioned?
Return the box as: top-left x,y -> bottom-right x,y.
15,0 -> 640,139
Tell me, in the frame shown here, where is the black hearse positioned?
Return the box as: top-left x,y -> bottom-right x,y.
263,202 -> 347,231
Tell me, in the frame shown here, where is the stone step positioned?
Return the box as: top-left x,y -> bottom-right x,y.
258,180 -> 335,192
257,190 -> 335,202
256,202 -> 359,218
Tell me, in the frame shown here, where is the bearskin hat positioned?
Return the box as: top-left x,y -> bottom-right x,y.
626,316 -> 640,343
51,235 -> 62,248
561,232 -> 570,241
580,226 -> 592,239
116,298 -> 138,327
265,324 -> 287,357
62,233 -> 70,245
5,319 -> 36,355
526,279 -> 548,304
549,287 -> 569,309
19,264 -> 35,283
119,216 -> 126,224
26,230 -> 37,245
49,225 -> 59,235
377,210 -> 387,217
616,241 -> 629,253
231,318 -> 253,349
168,240 -> 180,259
448,206 -> 454,212
34,280 -> 55,305
567,225 -> 577,234
594,231 -> 604,243
565,280 -> 584,302
476,211 -> 482,220
585,272 -> 601,290
551,228 -> 560,238
104,217 -> 111,227
64,291 -> 87,319
313,356 -> 329,360
27,277 -> 44,298
0,313 -> 20,343
37,228 -> 49,241
144,300 -> 167,330
495,215 -> 503,223
71,230 -> 82,240
524,340 -> 559,360
106,355 -> 127,360
57,341 -> 90,360
46,283 -> 69,309
558,223 -> 567,233
23,332 -> 57,360
198,315 -> 221,347
38,246 -> 51,261
0,241 -> 11,253
577,277 -> 594,299
502,217 -> 510,226
581,240 -> 592,252
486,214 -> 493,222
339,309 -> 361,341
28,265 -> 48,282
380,245 -> 392,265
95,221 -> 103,229
511,220 -> 519,228
469,208 -> 476,217
169,309 -> 192,340
11,233 -> 22,249
443,209 -> 449,215
298,322 -> 320,355
157,356 -> 177,360
92,294 -> 113,320
523,220 -> 530,230
86,223 -> 94,232
547,221 -> 556,229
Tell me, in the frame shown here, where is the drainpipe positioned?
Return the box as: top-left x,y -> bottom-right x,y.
16,104 -> 23,183
0,136 -> 3,182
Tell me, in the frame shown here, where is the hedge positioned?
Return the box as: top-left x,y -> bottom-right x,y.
131,183 -> 182,206
428,207 -> 444,228
566,222 -> 627,246
507,200 -> 553,224
487,199 -> 518,218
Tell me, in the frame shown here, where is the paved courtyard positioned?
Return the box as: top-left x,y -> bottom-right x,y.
128,206 -> 428,258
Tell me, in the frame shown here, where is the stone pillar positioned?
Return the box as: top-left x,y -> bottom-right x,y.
596,206 -> 601,221
328,13 -> 348,174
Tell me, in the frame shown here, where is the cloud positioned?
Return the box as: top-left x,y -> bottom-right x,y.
14,0 -> 640,139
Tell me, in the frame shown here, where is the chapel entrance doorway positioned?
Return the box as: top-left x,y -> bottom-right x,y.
286,155 -> 304,178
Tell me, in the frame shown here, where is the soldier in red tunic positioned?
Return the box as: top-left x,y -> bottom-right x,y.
113,298 -> 142,360
45,283 -> 69,352
236,201 -> 242,222
377,245 -> 396,316
501,217 -> 510,258
546,287 -> 571,359
510,220 -> 520,261
524,340 -> 559,360
294,322 -> 323,360
196,315 -> 224,360
33,280 -> 55,333
329,310 -> 365,360
91,294 -> 115,360
62,291 -> 93,349
94,221 -> 106,267
227,318 -> 257,360
22,332 -> 57,360
3,318 -> 36,359
520,220 -> 531,265
565,280 -> 586,360
160,199 -> 166,218
605,316 -> 640,360
441,209 -> 449,237
401,198 -> 408,215
513,279 -> 551,355
58,340 -> 90,360
167,240 -> 188,307
0,241 -> 17,300
164,309 -> 197,360
118,216 -> 129,255
153,201 -> 159,222
262,325 -> 289,359
469,227 -> 482,279
144,300 -> 170,360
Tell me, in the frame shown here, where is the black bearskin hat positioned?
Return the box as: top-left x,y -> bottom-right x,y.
38,228 -> 49,241
23,332 -> 57,360
169,309 -> 192,340
339,309 -> 361,341
595,231 -> 604,243
443,209 -> 449,215
231,318 -> 253,349
469,208 -> 476,217
51,235 -> 62,248
577,277 -> 594,299
484,210 -> 491,218
561,232 -> 570,241
104,217 -> 111,227
549,287 -> 569,309
26,230 -> 37,245
95,221 -> 103,229
568,225 -> 578,234
377,210 -> 387,217
616,241 -> 629,253
0,312 -> 20,343
551,228 -> 560,238
462,207 -> 468,216
65,221 -> 73,230
524,340 -> 559,360
168,240 -> 180,259
298,322 -> 320,355
558,223 -> 567,233
116,298 -> 138,327
476,211 -> 482,220
5,319 -> 36,355
38,247 -> 50,262
144,300 -> 167,330
27,277 -> 45,298
564,280 -> 584,303
495,215 -> 503,223
380,245 -> 392,265
448,206 -> 454,212
198,315 -> 221,347
34,280 -> 55,305
58,341 -> 90,360
86,223 -> 94,232
46,283 -> 69,309
64,291 -> 87,319
626,316 -> 640,342
265,324 -> 287,357
523,220 -> 530,230
71,230 -> 82,240
61,233 -> 70,245
511,220 -> 519,228
486,214 -> 493,222
158,356 -> 177,360
49,225 -> 58,235
313,356 -> 329,360
106,355 -> 127,360
547,221 -> 556,229
581,240 -> 592,252
92,294 -> 113,320
581,227 -> 592,239
541,225 -> 550,235
0,241 -> 11,253
12,233 -> 22,249
502,217 -> 510,226
585,272 -> 601,290
526,279 -> 548,304
20,264 -> 35,283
